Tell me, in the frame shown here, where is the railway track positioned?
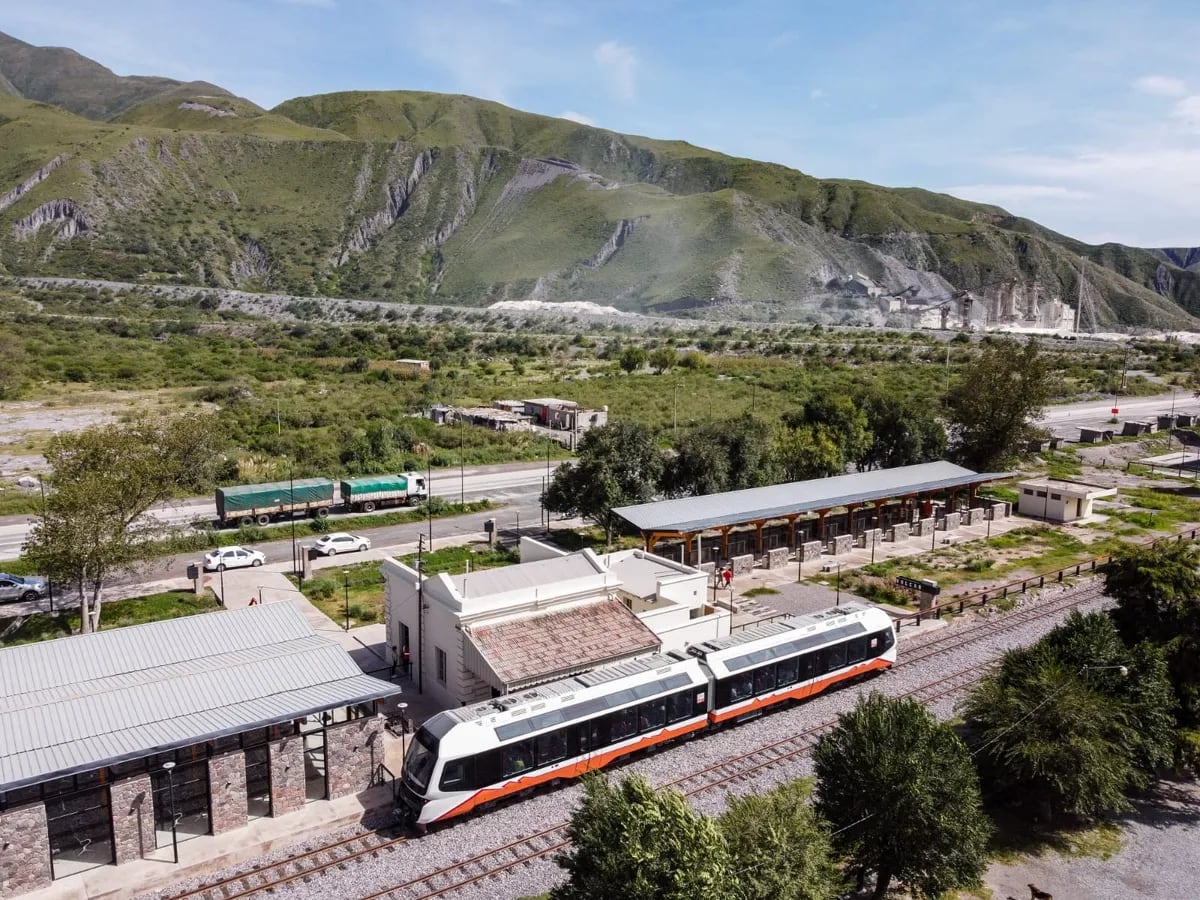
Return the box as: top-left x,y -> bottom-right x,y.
165,578 -> 1108,900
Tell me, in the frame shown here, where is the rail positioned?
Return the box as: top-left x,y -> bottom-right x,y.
893,524 -> 1200,630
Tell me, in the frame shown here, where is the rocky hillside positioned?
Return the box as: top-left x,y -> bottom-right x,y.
0,34 -> 1196,327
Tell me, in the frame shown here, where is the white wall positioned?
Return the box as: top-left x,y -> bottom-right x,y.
518,536 -> 567,563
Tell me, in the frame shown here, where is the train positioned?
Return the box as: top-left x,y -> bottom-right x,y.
214,472 -> 428,526
398,601 -> 896,828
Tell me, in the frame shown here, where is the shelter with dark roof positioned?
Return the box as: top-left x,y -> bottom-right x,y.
613,461 -> 1009,564
382,537 -> 726,711
0,603 -> 400,896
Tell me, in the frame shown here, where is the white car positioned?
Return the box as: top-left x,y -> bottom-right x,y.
312,532 -> 371,556
203,546 -> 266,571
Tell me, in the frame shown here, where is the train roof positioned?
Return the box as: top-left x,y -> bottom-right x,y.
687,601 -> 877,656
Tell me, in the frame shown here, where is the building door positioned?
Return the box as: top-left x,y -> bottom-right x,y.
245,745 -> 272,819
45,783 -> 115,878
300,713 -> 329,801
151,759 -> 211,846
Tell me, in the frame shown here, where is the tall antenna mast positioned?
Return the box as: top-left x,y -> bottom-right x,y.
1075,256 -> 1099,334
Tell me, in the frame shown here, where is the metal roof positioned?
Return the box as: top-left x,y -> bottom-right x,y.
451,553 -> 601,599
0,603 -> 400,792
612,461 -> 1010,533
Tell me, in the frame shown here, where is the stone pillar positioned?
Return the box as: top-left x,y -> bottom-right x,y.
799,540 -> 824,562
0,802 -> 51,897
207,751 -> 248,835
269,735 -> 306,817
325,716 -> 386,800
766,547 -> 789,570
943,511 -> 961,531
918,517 -> 936,536
110,774 -> 156,865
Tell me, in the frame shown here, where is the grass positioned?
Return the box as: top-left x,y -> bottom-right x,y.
988,808 -> 1123,865
741,586 -> 780,597
0,589 -> 222,646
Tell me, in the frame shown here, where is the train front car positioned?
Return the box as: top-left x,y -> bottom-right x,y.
398,653 -> 711,828
691,601 -> 896,725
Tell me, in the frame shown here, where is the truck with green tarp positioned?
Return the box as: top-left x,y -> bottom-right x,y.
215,477 -> 336,526
340,472 -> 428,512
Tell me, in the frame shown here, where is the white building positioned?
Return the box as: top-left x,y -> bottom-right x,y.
1016,479 -> 1116,523
382,538 -> 730,710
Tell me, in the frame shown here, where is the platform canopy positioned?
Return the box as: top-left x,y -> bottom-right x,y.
612,461 -> 1008,535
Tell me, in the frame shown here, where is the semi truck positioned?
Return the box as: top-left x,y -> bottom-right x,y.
215,478 -> 336,526
340,472 -> 428,512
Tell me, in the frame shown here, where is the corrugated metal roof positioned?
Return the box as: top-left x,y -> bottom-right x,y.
0,603 -> 400,792
451,553 -> 602,599
612,462 -> 1010,533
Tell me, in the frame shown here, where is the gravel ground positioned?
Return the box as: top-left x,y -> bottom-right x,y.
144,585 -> 1116,900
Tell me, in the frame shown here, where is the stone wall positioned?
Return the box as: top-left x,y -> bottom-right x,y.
208,751 -> 247,835
964,507 -> 984,526
829,534 -> 853,555
917,517 -> 936,537
765,547 -> 789,570
0,802 -> 51,898
858,528 -> 882,549
799,540 -> 823,562
269,735 -> 306,817
325,716 -> 386,800
730,554 -> 755,576
110,774 -> 155,865
942,512 -> 961,531
889,523 -> 910,540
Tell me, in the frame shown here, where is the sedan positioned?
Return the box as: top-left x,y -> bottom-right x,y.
0,572 -> 48,604
203,546 -> 266,571
312,532 -> 371,556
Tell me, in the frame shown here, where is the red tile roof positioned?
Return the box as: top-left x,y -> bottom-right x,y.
464,600 -> 661,691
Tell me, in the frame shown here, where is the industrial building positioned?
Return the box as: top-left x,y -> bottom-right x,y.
0,603 -> 399,898
382,539 -> 728,711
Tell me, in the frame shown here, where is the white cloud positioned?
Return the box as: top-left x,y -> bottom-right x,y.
946,183 -> 1092,205
558,110 -> 596,126
1135,75 -> 1187,96
810,88 -> 826,101
1171,95 -> 1200,132
594,40 -> 637,102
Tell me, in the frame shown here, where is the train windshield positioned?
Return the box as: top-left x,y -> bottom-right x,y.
405,728 -> 438,793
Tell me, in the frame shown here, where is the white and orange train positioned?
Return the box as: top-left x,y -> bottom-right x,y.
399,601 -> 896,827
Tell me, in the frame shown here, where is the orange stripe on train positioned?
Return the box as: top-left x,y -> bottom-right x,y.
708,657 -> 891,724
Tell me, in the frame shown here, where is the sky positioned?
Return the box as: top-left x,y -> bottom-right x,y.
3,0 -> 1198,247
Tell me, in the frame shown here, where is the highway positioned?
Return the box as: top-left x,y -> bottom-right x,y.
1039,389 -> 1196,436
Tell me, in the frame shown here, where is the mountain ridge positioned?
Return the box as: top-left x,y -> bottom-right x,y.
0,31 -> 1196,328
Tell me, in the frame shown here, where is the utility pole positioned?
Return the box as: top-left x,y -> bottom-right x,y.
416,534 -> 425,695
673,381 -> 678,438
459,417 -> 465,507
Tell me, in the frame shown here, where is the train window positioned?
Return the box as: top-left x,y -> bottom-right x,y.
475,751 -> 501,788
536,730 -> 568,766
639,698 -> 667,732
439,759 -> 468,790
846,637 -> 868,665
666,692 -> 692,723
777,656 -> 799,686
587,717 -> 611,750
729,673 -> 754,703
753,666 -> 776,695
611,707 -> 638,741
826,642 -> 848,671
501,741 -> 535,777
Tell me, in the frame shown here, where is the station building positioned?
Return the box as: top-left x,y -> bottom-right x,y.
0,603 -> 399,898
1016,479 -> 1116,523
382,539 -> 729,711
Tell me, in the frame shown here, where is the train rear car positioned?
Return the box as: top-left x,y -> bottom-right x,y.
690,601 -> 895,724
399,654 -> 710,827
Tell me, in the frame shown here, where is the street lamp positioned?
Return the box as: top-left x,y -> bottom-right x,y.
835,563 -> 842,607
343,569 -> 350,632
37,476 -> 54,612
161,761 -> 178,864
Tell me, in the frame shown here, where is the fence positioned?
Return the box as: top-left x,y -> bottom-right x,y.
892,525 -> 1200,630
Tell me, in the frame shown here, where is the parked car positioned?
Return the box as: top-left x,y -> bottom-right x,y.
203,546 -> 266,571
312,532 -> 371,556
0,572 -> 48,603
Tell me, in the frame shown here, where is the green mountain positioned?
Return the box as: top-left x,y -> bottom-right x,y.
0,32 -> 1197,327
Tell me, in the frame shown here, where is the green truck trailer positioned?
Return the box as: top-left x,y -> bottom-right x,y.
215,478 -> 336,526
339,472 -> 428,512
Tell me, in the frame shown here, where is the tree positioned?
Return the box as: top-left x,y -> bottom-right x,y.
648,346 -> 678,374
814,693 -> 990,899
663,416 -> 777,497
720,780 -> 842,900
543,421 -> 663,546
784,395 -> 872,472
1106,541 -> 1200,724
618,345 -> 648,374
962,611 -> 1175,822
857,390 -> 948,470
772,424 -> 843,482
945,338 -> 1051,470
552,774 -> 733,900
24,414 -> 223,633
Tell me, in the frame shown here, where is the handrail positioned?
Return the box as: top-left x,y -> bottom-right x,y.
892,524 -> 1200,629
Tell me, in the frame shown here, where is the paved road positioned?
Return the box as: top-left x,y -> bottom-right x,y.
1039,389 -> 1197,437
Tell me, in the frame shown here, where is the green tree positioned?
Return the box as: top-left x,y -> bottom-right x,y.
962,611 -> 1175,822
945,338 -> 1051,470
857,390 -> 948,470
619,345 -> 648,374
1106,541 -> 1200,724
814,693 -> 990,899
772,424 -> 843,482
720,780 -> 842,900
552,774 -> 733,900
24,414 -> 223,633
663,415 -> 777,496
648,345 -> 678,374
785,395 -> 872,471
544,421 -> 663,547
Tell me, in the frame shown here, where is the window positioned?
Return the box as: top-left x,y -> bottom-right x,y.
1023,488 -> 1034,496
638,698 -> 667,732
439,759 -> 467,790
535,731 -> 568,766
436,647 -> 447,684
501,741 -> 534,777
728,673 -> 754,703
846,637 -> 868,665
610,707 -> 638,741
1036,490 -> 1047,498
777,656 -> 799,686
799,652 -> 819,681
825,642 -> 848,671
1051,493 -> 1062,500
753,666 -> 776,695
667,692 -> 693,723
